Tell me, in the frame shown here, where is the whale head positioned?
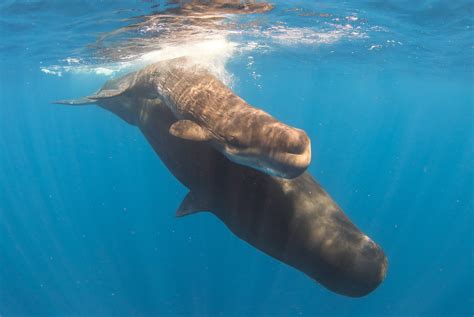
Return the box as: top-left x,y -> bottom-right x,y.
218,111 -> 311,179
168,110 -> 311,179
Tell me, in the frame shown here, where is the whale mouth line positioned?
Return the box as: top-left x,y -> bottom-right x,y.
223,145 -> 311,178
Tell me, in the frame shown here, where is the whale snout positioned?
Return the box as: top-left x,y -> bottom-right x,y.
269,128 -> 311,178
283,129 -> 311,155
328,237 -> 388,298
304,230 -> 387,298
221,121 -> 312,179
346,238 -> 388,297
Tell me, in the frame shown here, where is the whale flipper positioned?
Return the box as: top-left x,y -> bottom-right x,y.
176,191 -> 211,217
169,120 -> 212,142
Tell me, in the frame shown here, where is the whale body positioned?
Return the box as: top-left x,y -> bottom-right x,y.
56,58 -> 311,179
55,65 -> 387,297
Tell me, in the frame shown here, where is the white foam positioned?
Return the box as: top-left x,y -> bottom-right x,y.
132,35 -> 238,85
41,17 -> 368,82
41,33 -> 239,85
40,68 -> 62,76
263,26 -> 345,45
249,23 -> 367,46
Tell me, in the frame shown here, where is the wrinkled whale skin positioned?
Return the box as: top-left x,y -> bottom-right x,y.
59,58 -> 311,179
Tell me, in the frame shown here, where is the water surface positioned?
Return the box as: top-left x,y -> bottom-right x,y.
0,1 -> 472,316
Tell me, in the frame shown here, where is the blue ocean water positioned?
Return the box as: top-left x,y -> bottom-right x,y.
0,0 -> 473,316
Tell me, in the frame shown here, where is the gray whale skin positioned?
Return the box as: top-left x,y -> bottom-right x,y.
55,65 -> 387,298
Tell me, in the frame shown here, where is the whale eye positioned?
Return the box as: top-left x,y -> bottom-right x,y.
227,135 -> 246,149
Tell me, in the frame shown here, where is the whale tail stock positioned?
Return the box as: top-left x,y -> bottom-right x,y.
52,72 -> 138,106
52,89 -> 126,105
52,84 -> 131,106
52,97 -> 96,106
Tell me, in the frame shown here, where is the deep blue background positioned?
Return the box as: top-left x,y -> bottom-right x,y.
1,1 -> 473,316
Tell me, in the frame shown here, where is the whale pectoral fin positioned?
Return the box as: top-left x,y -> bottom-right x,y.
176,191 -> 212,218
52,97 -> 96,106
169,120 -> 211,142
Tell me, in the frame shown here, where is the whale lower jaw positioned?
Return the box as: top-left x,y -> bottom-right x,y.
223,152 -> 309,179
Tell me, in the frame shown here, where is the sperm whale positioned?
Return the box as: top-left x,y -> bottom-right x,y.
55,64 -> 387,297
